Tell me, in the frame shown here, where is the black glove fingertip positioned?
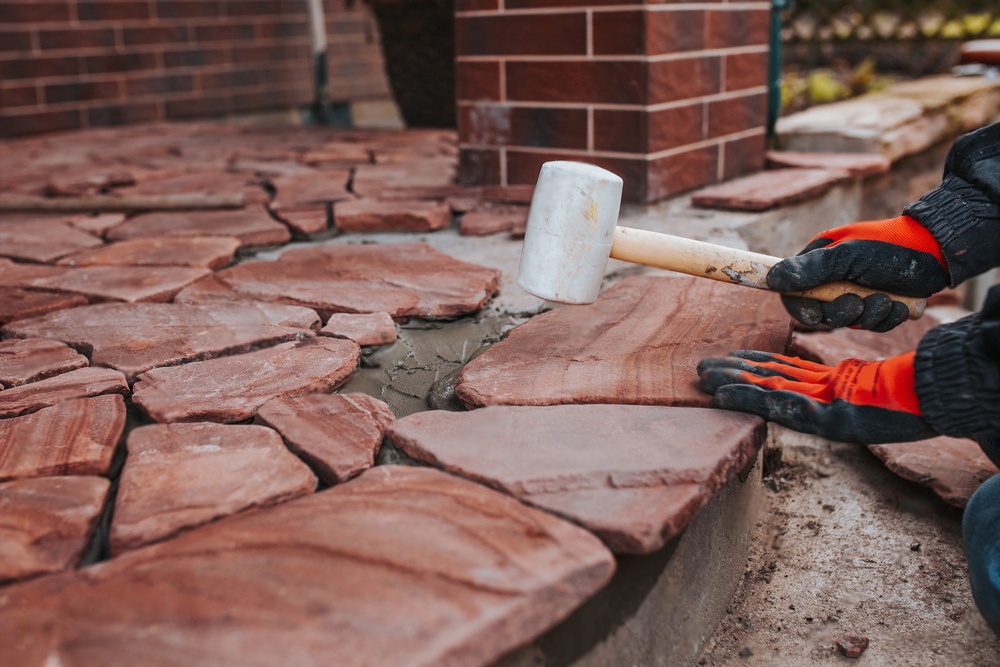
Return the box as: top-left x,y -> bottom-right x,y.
870,301 -> 910,333
821,293 -> 864,328
780,295 -> 823,327
853,293 -> 893,330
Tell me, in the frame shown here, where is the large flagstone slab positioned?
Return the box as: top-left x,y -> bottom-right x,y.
3,302 -> 320,379
57,236 -> 241,269
0,338 -> 88,388
320,312 -> 397,347
110,423 -> 316,554
0,367 -> 129,419
334,198 -> 452,232
351,159 -> 457,197
0,287 -> 88,326
0,259 -> 210,303
255,393 -> 395,484
0,215 -> 104,263
0,466 -> 613,667
106,207 -> 292,248
456,276 -> 791,408
791,317 -> 997,507
0,395 -> 126,481
132,337 -> 360,423
176,243 -> 502,321
388,405 -> 765,553
0,476 -> 110,584
113,170 -> 269,204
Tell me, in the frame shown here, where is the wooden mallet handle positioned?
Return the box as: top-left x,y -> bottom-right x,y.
611,226 -> 926,319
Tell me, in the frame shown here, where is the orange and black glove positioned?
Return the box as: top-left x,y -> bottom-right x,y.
767,215 -> 950,332
697,350 -> 937,444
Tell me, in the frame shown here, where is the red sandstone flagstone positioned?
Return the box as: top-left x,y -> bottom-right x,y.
764,151 -> 891,177
0,215 -> 104,263
0,338 -> 88,388
269,206 -> 331,236
0,466 -> 613,667
131,337 -> 360,423
110,423 -> 316,554
113,170 -> 269,204
255,393 -> 395,484
0,287 -> 88,326
45,168 -> 136,197
267,170 -> 353,236
106,206 -> 292,248
459,205 -> 529,237
66,213 -> 127,237
0,476 -> 109,584
790,316 -> 996,506
57,236 -> 241,269
351,160 -> 457,198
176,243 -> 502,321
320,312 -> 397,346
388,405 -> 765,553
334,198 -> 452,232
301,142 -> 372,165
456,276 -> 791,409
3,301 -> 319,379
0,367 -> 129,419
0,395 -> 126,481
691,168 -> 850,212
0,260 -> 210,303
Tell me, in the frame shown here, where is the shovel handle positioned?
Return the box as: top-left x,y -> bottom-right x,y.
610,226 -> 925,320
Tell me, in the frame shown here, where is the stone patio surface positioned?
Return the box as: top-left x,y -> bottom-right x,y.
0,120 -> 993,665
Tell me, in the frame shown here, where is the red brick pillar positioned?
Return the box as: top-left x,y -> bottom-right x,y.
455,1 -> 770,202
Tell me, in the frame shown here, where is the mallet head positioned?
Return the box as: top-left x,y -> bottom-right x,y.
517,161 -> 624,304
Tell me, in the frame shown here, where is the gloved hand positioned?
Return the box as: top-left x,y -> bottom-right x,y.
768,215 -> 950,332
697,350 -> 937,444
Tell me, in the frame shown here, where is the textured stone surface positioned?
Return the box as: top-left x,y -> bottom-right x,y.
0,287 -> 88,326
176,243 -> 502,320
0,215 -> 103,263
334,198 -> 452,232
0,338 -> 88,388
456,276 -> 791,408
351,159 -> 457,197
106,207 -> 292,248
460,205 -> 528,237
255,393 -> 395,484
110,423 -> 316,554
388,405 -> 765,553
791,317 -> 997,507
3,301 -> 319,379
691,168 -> 849,212
0,367 -> 129,419
0,476 -> 109,584
132,337 -> 360,423
57,236 -> 241,269
115,170 -> 269,204
0,259 -> 210,303
0,466 -> 614,667
66,213 -> 127,236
764,151 -> 891,176
0,395 -> 126,482
320,312 -> 397,346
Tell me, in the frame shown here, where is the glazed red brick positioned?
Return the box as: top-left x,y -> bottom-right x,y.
592,11 -> 645,55
0,2 -> 72,23
456,61 -> 501,101
164,96 -> 230,120
455,0 -> 498,10
459,149 -> 502,186
0,31 -> 33,52
457,14 -> 587,56
163,48 -> 231,69
506,0 -> 635,7
39,28 -> 116,50
593,109 -> 645,153
648,102 -> 705,153
2,109 -> 82,138
506,150 -> 646,201
507,61 -> 646,105
44,80 -> 122,105
77,2 -> 151,21
194,24 -> 257,43
648,9 -> 706,55
461,105 -> 588,150
707,92 -> 767,138
649,56 -> 722,104
646,145 -> 719,201
0,56 -> 79,81
0,86 -> 38,110
87,102 -> 161,127
83,52 -> 159,75
726,51 -> 769,92
722,133 -> 767,181
154,1 -> 224,19
125,74 -> 195,98
706,8 -> 769,49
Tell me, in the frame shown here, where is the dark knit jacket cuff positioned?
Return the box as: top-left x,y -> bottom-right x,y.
905,179 -> 1000,286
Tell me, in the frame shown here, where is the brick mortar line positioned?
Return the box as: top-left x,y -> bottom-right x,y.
1,62 -> 319,88
456,3 -> 771,18
456,46 -> 768,63
456,86 -> 768,110
1,36 -> 314,60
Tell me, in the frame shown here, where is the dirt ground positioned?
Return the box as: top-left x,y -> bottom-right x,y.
699,425 -> 1000,666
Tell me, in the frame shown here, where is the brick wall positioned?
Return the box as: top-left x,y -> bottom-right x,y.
455,0 -> 771,202
0,0 -> 392,138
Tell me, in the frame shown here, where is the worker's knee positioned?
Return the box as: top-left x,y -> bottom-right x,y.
964,473 -> 1000,636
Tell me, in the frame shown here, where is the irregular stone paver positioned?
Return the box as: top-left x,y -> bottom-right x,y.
110,423 -> 316,554
764,150 -> 891,176
3,302 -> 319,380
0,338 -> 88,388
791,316 -> 997,506
320,312 -> 397,346
456,276 -> 791,409
176,243 -> 502,321
0,287 -> 88,326
106,206 -> 291,248
114,170 -> 269,204
0,215 -> 104,263
0,367 -> 129,419
44,167 -> 136,197
132,337 -> 360,423
388,405 -> 765,553
57,236 -> 241,269
255,393 -> 395,484
269,170 -> 352,208
691,168 -> 849,212
66,213 -> 127,236
301,142 -> 372,165
351,160 -> 457,197
270,206 -> 330,236
0,476 -> 109,584
459,205 -> 528,237
0,466 -> 614,667
0,395 -> 126,481
334,199 -> 451,232
0,260 -> 210,303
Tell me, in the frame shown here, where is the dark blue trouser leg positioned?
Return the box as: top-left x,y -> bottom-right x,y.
965,437 -> 1000,636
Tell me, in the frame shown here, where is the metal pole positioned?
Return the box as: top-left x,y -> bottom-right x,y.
306,0 -> 332,123
768,0 -> 789,141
